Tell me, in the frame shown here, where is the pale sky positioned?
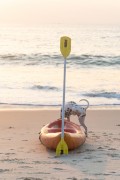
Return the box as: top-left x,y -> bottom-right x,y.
0,0 -> 120,26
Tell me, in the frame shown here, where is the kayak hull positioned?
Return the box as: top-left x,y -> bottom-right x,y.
39,119 -> 86,150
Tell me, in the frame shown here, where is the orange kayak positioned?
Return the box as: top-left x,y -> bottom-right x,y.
39,119 -> 86,150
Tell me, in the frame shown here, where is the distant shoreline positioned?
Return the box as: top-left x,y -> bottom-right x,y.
0,104 -> 120,110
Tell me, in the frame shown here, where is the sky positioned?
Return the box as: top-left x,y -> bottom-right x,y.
0,0 -> 120,26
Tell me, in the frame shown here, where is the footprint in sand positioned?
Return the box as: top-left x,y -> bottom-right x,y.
8,126 -> 14,129
53,167 -> 65,170
0,169 -> 10,173
23,178 -> 44,180
108,148 -> 116,150
97,146 -> 104,150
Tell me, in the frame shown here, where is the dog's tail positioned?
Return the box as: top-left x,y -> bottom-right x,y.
79,99 -> 89,110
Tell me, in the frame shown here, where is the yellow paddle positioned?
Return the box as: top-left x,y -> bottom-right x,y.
56,36 -> 71,156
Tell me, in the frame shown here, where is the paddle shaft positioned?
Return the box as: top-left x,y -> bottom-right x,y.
61,58 -> 66,138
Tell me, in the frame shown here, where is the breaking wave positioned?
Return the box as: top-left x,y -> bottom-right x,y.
0,53 -> 120,67
32,85 -> 60,91
83,91 -> 120,99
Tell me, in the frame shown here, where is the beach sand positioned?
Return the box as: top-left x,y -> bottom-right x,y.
0,109 -> 120,180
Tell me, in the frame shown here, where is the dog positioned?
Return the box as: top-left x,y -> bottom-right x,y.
60,99 -> 89,136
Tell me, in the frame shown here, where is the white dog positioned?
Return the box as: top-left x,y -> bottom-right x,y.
60,99 -> 89,136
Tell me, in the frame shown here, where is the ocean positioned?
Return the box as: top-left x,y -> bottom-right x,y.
0,24 -> 120,109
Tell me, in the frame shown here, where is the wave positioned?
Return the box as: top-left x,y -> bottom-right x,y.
83,91 -> 120,99
69,54 -> 120,67
32,85 -> 60,91
0,53 -> 120,67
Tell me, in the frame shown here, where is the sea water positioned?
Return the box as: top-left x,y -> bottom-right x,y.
0,24 -> 120,109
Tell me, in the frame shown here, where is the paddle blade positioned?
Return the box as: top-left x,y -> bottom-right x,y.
56,138 -> 68,156
60,36 -> 71,58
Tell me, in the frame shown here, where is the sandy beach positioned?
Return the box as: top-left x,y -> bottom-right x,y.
0,109 -> 120,180
1,0 -> 120,179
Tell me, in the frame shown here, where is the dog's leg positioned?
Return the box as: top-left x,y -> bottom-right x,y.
60,108 -> 62,119
67,116 -> 70,121
78,115 -> 88,136
66,112 -> 70,121
60,108 -> 70,121
65,109 -> 71,121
